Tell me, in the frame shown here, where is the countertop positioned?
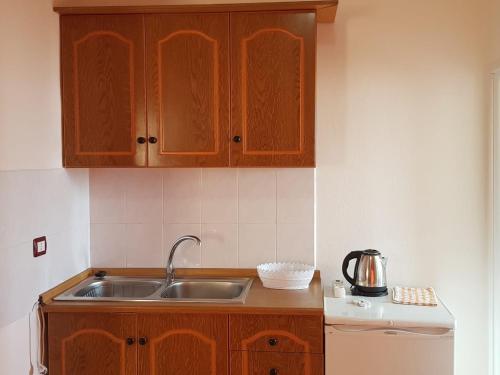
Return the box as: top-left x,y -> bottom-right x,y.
324,287 -> 455,329
41,268 -> 324,315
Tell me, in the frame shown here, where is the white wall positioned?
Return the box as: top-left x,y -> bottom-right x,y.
489,2 -> 500,374
89,168 -> 314,268
1,0 -> 494,374
0,0 -> 62,171
0,0 -> 90,373
315,1 -> 489,374
487,0 -> 500,71
490,71 -> 500,375
0,169 -> 90,373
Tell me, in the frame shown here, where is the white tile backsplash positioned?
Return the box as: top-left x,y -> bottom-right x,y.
90,168 -> 314,268
238,169 -> 277,223
201,223 -> 238,267
124,169 -> 163,224
164,169 -> 202,224
238,223 -> 277,267
277,169 -> 315,224
90,169 -> 126,224
90,223 -> 126,267
201,169 -> 238,223
124,223 -> 163,267
277,222 -> 315,264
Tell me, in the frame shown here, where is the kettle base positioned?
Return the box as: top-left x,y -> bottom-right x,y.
351,286 -> 388,297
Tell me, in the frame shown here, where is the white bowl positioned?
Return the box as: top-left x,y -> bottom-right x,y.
257,262 -> 315,290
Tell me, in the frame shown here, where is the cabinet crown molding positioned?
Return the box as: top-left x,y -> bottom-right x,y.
53,0 -> 338,23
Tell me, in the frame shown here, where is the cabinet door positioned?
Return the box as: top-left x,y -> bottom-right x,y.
61,15 -> 147,167
230,12 -> 316,167
230,314 -> 323,354
231,351 -> 324,375
145,14 -> 230,167
138,313 -> 228,375
48,313 -> 137,375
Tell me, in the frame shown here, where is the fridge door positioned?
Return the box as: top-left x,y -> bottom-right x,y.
325,325 -> 454,375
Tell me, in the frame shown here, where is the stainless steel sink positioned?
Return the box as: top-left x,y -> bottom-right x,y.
161,279 -> 249,301
54,276 -> 253,304
74,279 -> 163,298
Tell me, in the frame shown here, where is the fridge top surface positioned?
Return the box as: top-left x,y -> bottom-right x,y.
324,287 -> 456,329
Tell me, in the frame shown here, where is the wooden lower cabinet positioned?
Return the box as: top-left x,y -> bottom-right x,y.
231,351 -> 324,375
47,312 -> 322,375
230,314 -> 323,354
229,314 -> 324,375
48,312 -> 228,375
138,313 -> 228,375
48,312 -> 137,375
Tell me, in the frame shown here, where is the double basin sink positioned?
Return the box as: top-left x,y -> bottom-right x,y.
55,276 -> 253,304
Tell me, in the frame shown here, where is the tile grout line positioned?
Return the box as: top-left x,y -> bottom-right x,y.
313,168 -> 317,268
122,174 -> 128,268
88,170 -> 92,267
199,168 -> 203,267
275,168 -> 278,263
236,168 -> 240,267
161,171 -> 165,266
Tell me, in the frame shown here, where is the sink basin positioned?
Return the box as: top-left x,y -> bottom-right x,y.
54,276 -> 253,304
161,279 -> 249,300
74,279 -> 163,298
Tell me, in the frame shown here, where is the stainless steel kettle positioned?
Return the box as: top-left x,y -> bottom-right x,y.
342,249 -> 388,297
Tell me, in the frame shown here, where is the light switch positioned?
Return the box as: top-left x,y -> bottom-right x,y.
33,236 -> 47,257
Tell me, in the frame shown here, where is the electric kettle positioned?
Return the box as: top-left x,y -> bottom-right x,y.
342,249 -> 388,296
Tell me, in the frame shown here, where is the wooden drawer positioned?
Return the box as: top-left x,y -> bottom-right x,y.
230,314 -> 323,354
231,351 -> 324,375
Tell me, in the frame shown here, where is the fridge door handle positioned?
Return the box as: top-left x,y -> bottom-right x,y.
381,328 -> 452,337
327,325 -> 453,337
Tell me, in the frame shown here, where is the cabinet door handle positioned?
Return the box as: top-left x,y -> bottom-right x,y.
268,338 -> 279,346
233,135 -> 241,143
148,137 -> 158,144
137,137 -> 146,144
139,337 -> 148,346
126,337 -> 135,346
269,368 -> 279,375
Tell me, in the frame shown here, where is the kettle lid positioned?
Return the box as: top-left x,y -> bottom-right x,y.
362,249 -> 381,256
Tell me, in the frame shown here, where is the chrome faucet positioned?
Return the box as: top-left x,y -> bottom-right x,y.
166,235 -> 201,286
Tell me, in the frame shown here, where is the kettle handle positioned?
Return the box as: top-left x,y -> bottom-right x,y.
342,251 -> 363,286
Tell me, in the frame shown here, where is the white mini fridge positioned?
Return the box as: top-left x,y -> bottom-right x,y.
324,289 -> 455,375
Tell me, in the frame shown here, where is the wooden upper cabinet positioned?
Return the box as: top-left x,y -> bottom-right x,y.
138,313 -> 228,375
48,313 -> 137,375
145,14 -> 230,167
230,12 -> 316,167
59,11 -> 316,168
61,15 -> 147,167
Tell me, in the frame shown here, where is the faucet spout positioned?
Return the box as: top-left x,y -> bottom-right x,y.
166,235 -> 201,286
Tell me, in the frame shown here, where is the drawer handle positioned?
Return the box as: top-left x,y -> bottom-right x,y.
126,337 -> 135,346
270,368 -> 279,375
268,338 -> 279,346
233,135 -> 241,143
139,337 -> 148,346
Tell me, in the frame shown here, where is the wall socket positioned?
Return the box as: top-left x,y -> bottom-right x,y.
33,236 -> 47,257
